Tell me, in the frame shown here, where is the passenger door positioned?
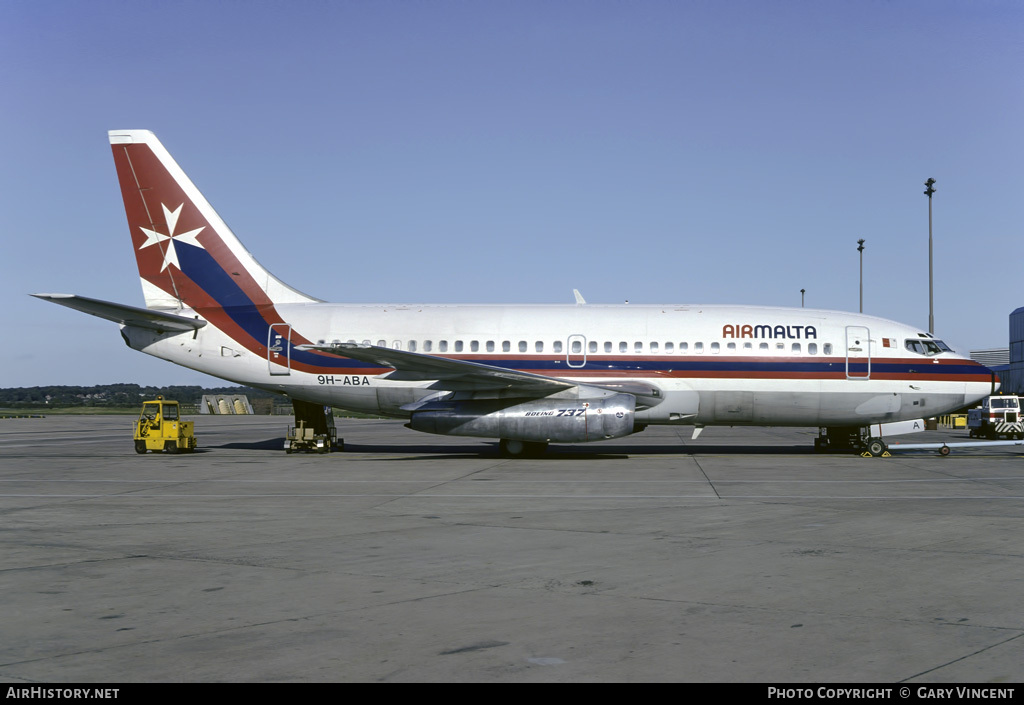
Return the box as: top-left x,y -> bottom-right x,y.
845,326 -> 870,379
268,323 -> 292,376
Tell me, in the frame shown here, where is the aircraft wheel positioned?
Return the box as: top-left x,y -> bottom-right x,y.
866,438 -> 887,457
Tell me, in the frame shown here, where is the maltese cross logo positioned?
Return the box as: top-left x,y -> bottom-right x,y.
139,203 -> 206,272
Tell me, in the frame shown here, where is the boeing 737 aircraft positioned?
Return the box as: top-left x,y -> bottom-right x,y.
34,130 -> 998,456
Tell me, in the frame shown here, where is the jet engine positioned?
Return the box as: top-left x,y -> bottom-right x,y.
407,393 -> 636,443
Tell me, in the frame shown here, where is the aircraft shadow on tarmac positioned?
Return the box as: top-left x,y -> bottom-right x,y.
212,437 -> 820,457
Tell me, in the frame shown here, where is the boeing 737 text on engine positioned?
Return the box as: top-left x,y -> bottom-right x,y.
33,130 -> 998,456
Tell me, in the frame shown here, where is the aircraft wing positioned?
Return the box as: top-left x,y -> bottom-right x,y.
31,294 -> 207,332
300,342 -> 576,394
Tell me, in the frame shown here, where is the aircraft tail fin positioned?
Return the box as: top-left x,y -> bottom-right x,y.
108,130 -> 321,311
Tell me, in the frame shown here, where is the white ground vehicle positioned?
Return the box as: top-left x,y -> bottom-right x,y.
968,396 -> 1023,439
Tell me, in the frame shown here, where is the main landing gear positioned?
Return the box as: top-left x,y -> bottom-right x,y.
814,426 -> 888,457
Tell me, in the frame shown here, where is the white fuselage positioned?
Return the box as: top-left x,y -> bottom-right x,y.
121,302 -> 995,429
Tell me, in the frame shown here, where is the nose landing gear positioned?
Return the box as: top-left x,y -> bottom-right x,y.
815,426 -> 888,456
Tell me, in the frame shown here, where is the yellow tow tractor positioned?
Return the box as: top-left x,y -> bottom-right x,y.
133,396 -> 197,454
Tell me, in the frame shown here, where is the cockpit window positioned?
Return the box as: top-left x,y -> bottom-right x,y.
905,339 -> 949,356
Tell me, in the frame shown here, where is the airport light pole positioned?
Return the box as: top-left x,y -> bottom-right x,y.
857,239 -> 865,313
801,289 -> 805,308
924,178 -> 936,334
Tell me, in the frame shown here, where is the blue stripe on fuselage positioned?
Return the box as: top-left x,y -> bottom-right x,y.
172,246 -> 991,378
178,245 -> 376,370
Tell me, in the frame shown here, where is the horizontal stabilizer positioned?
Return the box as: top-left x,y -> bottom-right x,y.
31,294 -> 206,332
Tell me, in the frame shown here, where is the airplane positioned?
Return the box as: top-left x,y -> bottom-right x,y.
33,130 -> 999,457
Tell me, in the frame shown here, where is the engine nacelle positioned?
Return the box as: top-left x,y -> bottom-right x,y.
407,393 -> 636,443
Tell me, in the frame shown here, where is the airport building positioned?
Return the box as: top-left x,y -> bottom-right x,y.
970,348 -> 1010,368
968,309 -> 1024,395
1004,307 -> 1024,395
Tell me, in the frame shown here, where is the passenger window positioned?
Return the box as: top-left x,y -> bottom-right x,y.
743,342 -> 752,350
824,343 -> 833,355
471,341 -> 479,352
792,343 -> 801,353
604,341 -> 613,353
711,342 -> 720,353
554,341 -> 563,353
808,343 -> 817,354
535,341 -> 544,352
619,342 -> 628,353
665,342 -> 674,353
695,342 -> 704,354
760,342 -> 769,351
376,340 -> 385,347
588,341 -> 598,353
634,341 -> 643,353
408,340 -> 417,352
519,341 -> 527,353
486,341 -> 495,352
423,340 -> 432,352
454,341 -> 464,352
651,342 -> 659,353
680,342 -> 689,351
439,340 -> 448,352
502,341 -> 510,353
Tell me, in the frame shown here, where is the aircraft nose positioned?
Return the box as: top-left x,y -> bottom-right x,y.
959,358 -> 1000,407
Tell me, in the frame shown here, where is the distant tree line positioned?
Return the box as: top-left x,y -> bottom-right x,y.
0,384 -> 284,409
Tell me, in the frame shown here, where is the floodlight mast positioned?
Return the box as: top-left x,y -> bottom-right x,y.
924,178 -> 936,335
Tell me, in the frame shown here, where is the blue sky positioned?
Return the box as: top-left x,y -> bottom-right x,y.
2,0 -> 1021,387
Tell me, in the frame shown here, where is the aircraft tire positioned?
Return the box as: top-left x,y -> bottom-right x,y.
866,438 -> 887,457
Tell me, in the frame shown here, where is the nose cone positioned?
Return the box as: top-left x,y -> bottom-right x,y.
963,358 -> 999,407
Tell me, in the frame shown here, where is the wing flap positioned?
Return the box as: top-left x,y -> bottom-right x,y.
299,342 -> 575,394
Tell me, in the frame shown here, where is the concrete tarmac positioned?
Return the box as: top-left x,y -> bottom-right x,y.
1,414 -> 1023,683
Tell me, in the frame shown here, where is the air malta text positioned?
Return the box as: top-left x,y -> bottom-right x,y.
723,324 -> 818,339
